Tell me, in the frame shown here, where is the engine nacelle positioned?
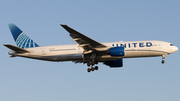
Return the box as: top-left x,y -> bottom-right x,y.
104,59 -> 123,67
107,47 -> 125,56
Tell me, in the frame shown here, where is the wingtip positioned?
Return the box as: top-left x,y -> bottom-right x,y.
60,24 -> 67,26
3,44 -> 10,46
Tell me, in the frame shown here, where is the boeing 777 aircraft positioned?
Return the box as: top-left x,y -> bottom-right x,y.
4,23 -> 178,72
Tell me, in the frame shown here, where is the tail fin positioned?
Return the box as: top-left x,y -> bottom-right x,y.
8,23 -> 39,49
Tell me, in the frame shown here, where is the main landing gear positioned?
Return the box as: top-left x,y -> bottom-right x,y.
87,66 -> 98,72
86,52 -> 99,72
87,60 -> 99,72
161,54 -> 167,64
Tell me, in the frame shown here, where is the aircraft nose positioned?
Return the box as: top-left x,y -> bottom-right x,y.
171,46 -> 178,53
175,46 -> 178,51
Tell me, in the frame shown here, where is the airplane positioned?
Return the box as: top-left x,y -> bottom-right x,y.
4,23 -> 178,72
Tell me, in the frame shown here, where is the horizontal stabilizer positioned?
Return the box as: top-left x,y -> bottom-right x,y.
4,44 -> 30,53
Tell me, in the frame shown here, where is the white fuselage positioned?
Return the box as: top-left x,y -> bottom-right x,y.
9,40 -> 178,62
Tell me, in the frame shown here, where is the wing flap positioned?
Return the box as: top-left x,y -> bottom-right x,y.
4,44 -> 30,53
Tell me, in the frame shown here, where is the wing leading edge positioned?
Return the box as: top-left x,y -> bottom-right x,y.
60,24 -> 106,51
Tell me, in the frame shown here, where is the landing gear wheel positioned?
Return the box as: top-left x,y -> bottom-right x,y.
161,60 -> 165,64
87,63 -> 91,67
95,60 -> 98,64
91,61 -> 95,66
87,68 -> 91,72
91,67 -> 95,71
95,66 -> 98,70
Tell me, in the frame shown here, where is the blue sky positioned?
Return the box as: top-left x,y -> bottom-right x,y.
0,0 -> 180,101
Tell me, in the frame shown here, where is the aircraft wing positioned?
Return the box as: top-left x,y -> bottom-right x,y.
61,24 -> 106,51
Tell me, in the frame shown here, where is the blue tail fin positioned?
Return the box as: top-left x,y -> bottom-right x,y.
8,23 -> 39,49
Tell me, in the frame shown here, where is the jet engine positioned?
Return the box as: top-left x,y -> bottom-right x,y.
104,59 -> 123,67
107,47 -> 125,56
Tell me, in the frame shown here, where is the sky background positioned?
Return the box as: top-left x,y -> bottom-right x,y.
0,0 -> 180,101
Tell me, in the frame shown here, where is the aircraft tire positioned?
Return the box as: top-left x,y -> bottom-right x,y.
161,60 -> 165,64
87,63 -> 91,67
95,66 -> 98,70
87,68 -> 91,72
91,61 -> 95,66
95,60 -> 98,64
91,67 -> 95,71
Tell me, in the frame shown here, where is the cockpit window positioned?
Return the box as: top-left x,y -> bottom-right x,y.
170,44 -> 174,46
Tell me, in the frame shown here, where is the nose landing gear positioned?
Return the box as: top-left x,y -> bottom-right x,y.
161,54 -> 167,64
161,60 -> 165,64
